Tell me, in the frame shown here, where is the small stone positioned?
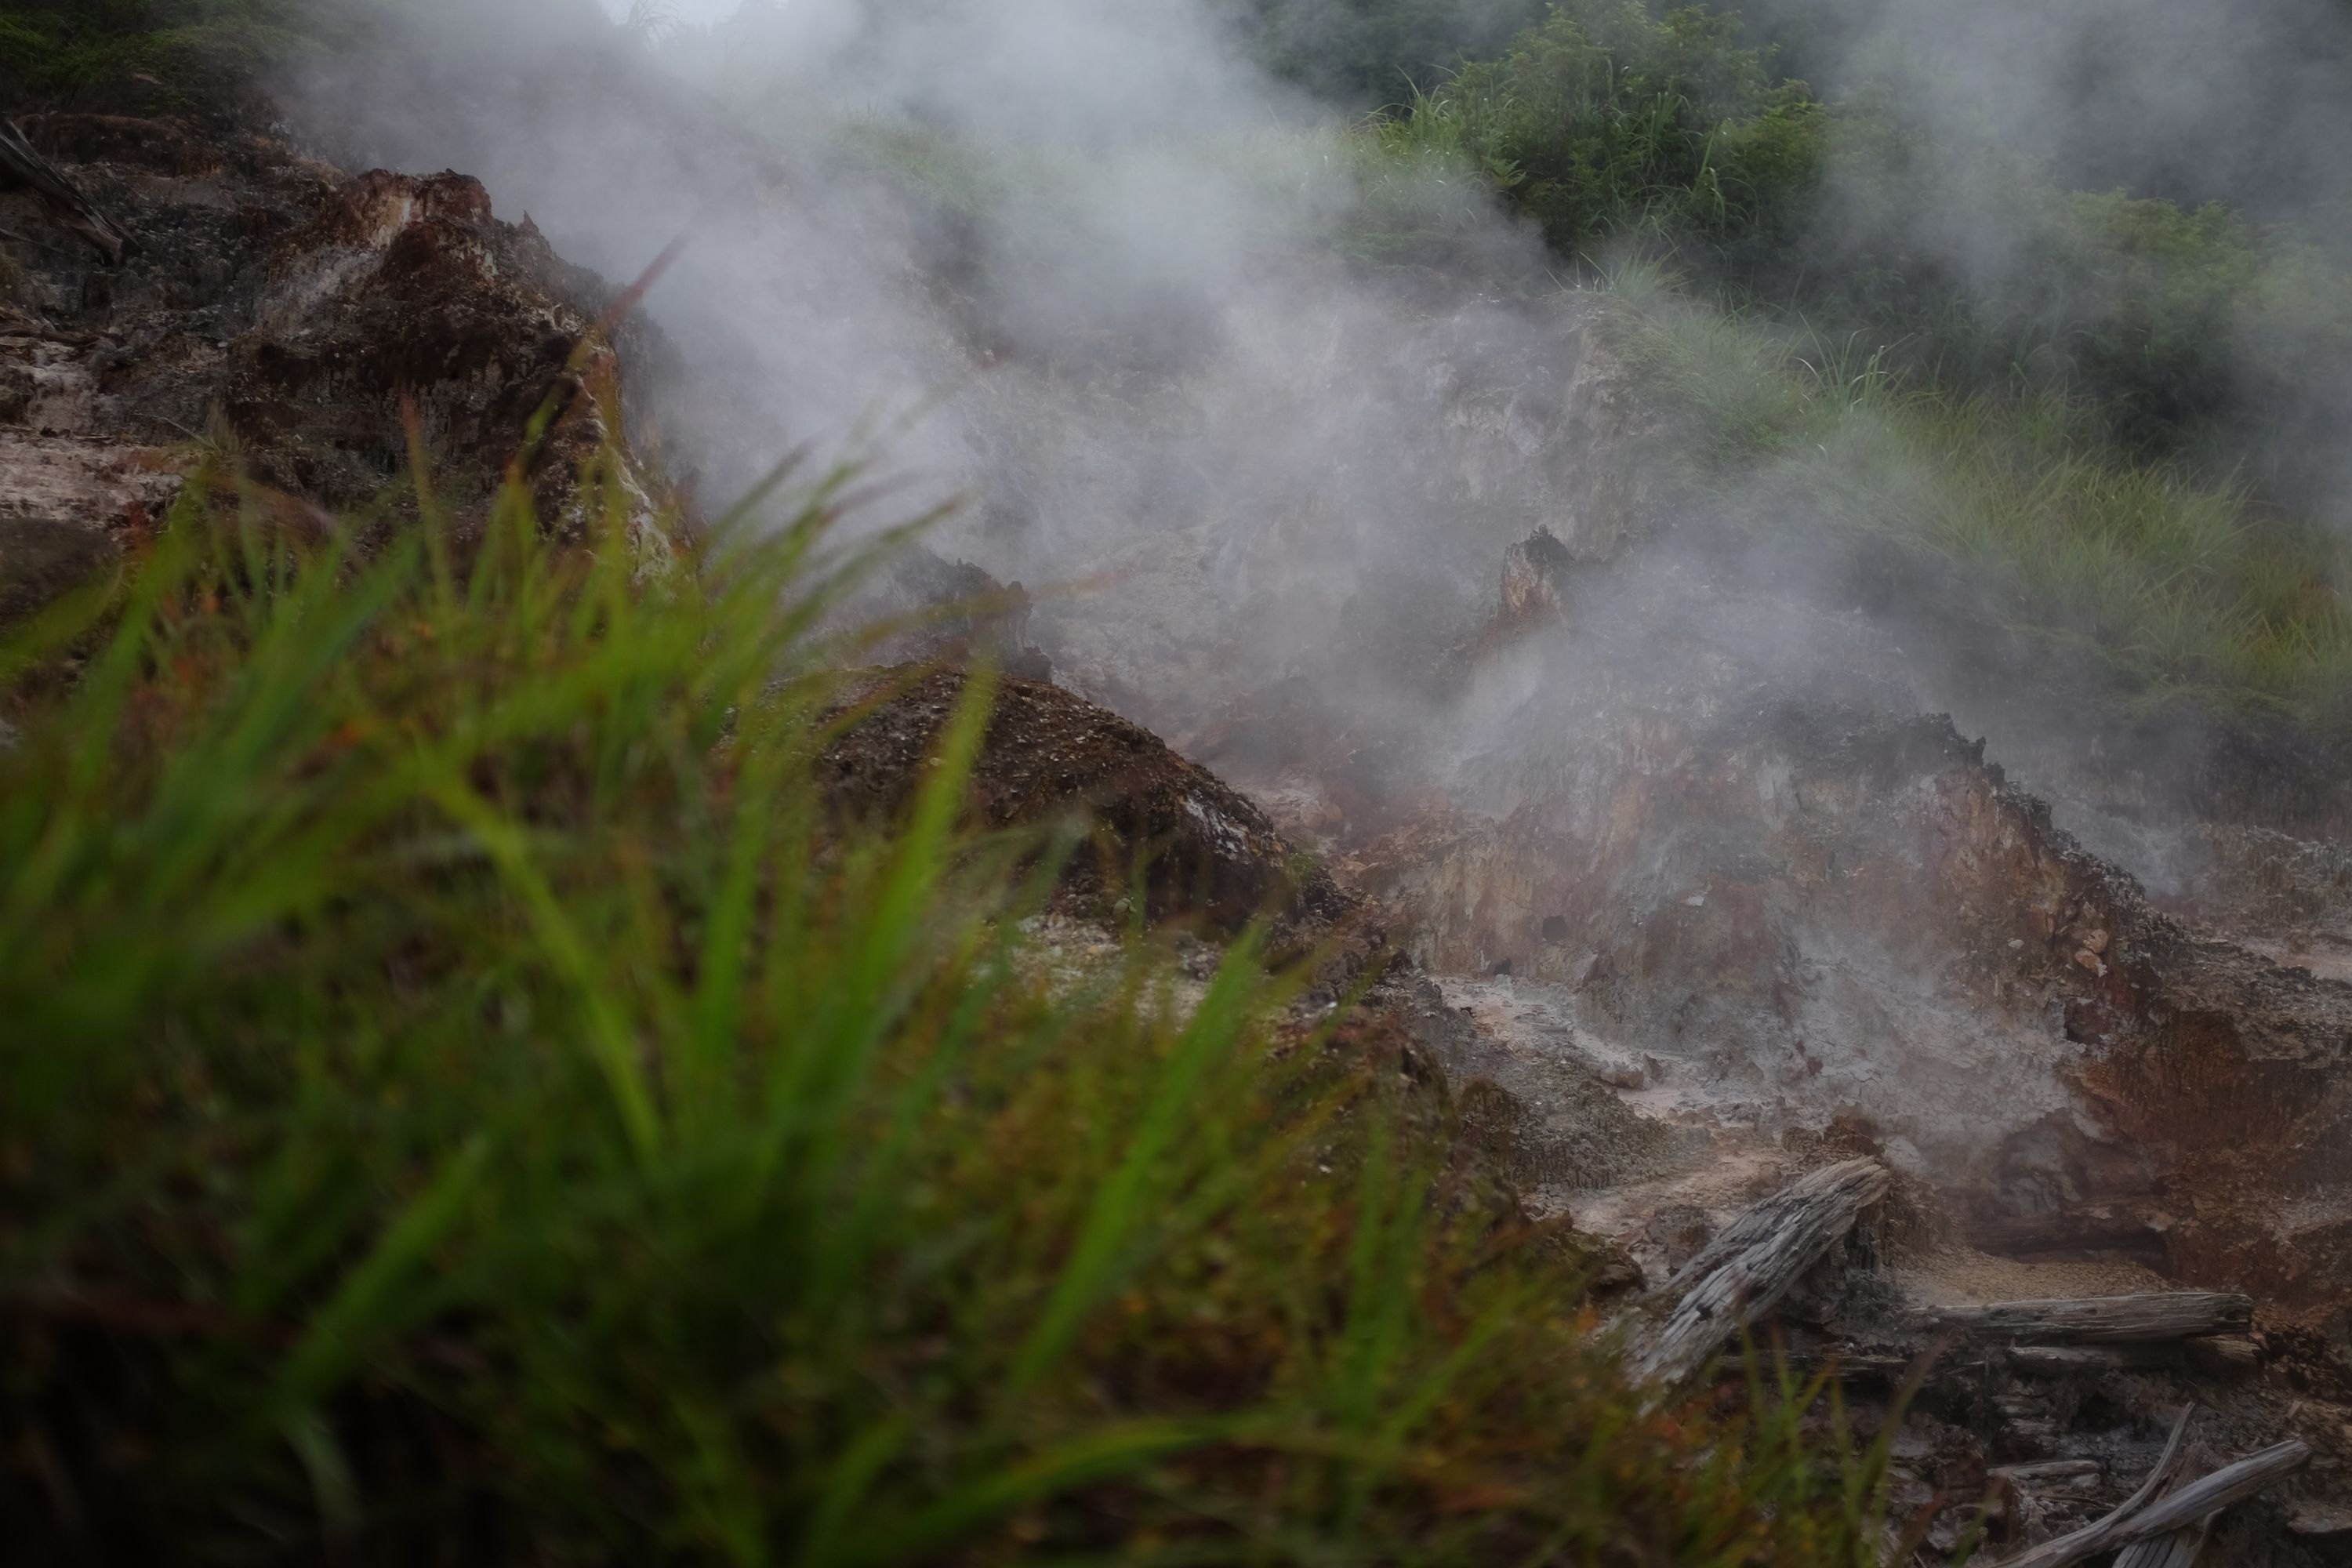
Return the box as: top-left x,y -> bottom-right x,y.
2288,1503 -> 2352,1537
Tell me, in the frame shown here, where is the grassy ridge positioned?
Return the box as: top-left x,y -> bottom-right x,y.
0,1 -> 334,94
0,430 -> 1896,1561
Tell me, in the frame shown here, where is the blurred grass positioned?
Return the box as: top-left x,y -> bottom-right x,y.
0,419 -> 1899,1561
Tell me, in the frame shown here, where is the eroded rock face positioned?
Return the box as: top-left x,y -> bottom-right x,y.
821,667 -> 1352,938
0,103 -> 671,620
1312,532 -> 2352,1312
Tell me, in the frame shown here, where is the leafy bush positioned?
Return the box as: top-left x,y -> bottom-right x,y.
1374,2 -> 1829,267
1372,2 -> 2352,493
1220,0 -> 1548,107
1600,265 -> 2352,739
0,426 -> 1895,1562
0,0 -> 333,94
1800,105 -> 2352,485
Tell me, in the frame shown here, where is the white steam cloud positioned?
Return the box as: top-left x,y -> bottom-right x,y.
291,0 -> 1589,750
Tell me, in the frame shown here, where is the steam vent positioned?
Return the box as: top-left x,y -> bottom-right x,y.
9,2 -> 2352,1563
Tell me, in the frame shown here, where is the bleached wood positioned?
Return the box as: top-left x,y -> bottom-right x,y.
1628,1157 -> 1889,1384
2111,1524 -> 2209,1568
1991,1459 -> 2100,1483
1921,1293 -> 2251,1345
1988,1406 -> 2308,1568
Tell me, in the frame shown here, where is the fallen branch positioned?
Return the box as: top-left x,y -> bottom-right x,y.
0,119 -> 133,262
1921,1293 -> 2251,1345
1628,1157 -> 1889,1385
1987,1406 -> 2310,1568
2111,1522 -> 2210,1568
1987,1406 -> 2192,1568
1991,1459 -> 2100,1483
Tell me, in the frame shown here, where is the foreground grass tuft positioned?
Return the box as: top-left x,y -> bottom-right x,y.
1,452 -> 1891,1562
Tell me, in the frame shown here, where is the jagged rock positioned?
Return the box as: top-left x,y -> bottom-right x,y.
858,545 -> 1054,682
821,667 -> 1346,934
1497,524 -> 1573,627
0,103 -> 676,622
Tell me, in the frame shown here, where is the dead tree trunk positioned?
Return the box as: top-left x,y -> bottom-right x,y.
1988,1406 -> 2309,1568
1920,1293 -> 2252,1344
1628,1156 -> 1889,1385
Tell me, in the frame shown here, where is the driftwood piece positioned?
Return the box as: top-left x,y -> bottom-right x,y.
1992,1459 -> 2101,1483
1989,1406 -> 2310,1568
0,119 -> 133,262
2008,1345 -> 2141,1376
1922,1293 -> 2252,1345
1989,1408 -> 2192,1568
2111,1528 -> 2208,1568
1628,1157 -> 1889,1384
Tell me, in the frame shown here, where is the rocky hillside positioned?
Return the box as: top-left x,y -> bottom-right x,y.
0,92 -> 673,630
7,47 -> 2352,1568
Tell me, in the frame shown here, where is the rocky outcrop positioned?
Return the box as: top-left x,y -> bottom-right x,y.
0,103 -> 673,622
821,667 -> 1351,938
1333,536 -> 2352,1312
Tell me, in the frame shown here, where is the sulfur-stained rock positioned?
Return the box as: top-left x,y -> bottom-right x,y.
0,103 -> 676,623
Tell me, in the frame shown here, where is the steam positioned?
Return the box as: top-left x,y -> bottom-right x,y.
1741,0 -> 2352,247
283,0 -> 2352,809
289,0 -> 1587,753
268,0 -> 2352,1196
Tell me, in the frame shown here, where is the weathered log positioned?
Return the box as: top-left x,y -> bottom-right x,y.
2118,1541 -> 2201,1568
1719,1348 -> 1924,1381
1991,1459 -> 2101,1483
1988,1407 -> 2192,1568
2111,1452 -> 2216,1568
1628,1157 -> 1889,1385
0,120 -> 132,262
2122,1442 -> 2310,1537
1920,1293 -> 2251,1345
2111,1527 -> 2209,1568
1989,1406 -> 2310,1568
2288,1503 -> 2352,1537
2182,1336 -> 2260,1376
2007,1345 -> 2141,1376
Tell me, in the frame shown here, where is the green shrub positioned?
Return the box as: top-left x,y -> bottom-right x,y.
1600,269 -> 2352,738
1373,2 -> 1829,267
1802,109 -> 2352,480
0,0 -> 335,93
1221,0 -> 1549,107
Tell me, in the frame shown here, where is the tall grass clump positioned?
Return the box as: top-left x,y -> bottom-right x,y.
1599,274 -> 2352,736
0,0 -> 336,94
2,430 -> 1895,1563
1363,0 -> 1827,274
